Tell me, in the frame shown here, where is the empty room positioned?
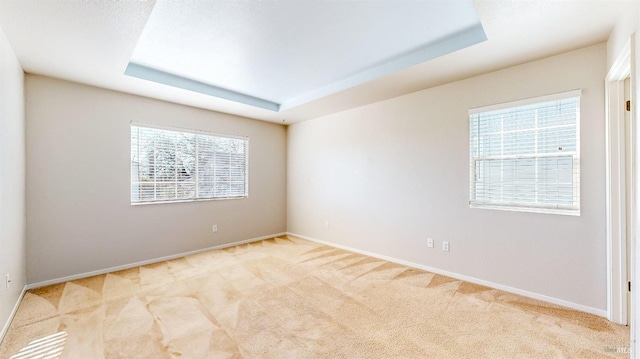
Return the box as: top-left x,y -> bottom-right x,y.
1,0 -> 639,357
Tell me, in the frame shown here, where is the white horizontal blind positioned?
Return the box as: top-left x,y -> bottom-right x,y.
131,124 -> 248,204
469,91 -> 580,214
196,133 -> 249,199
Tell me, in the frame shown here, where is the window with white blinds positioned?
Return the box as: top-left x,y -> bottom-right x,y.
469,90 -> 580,215
131,124 -> 249,204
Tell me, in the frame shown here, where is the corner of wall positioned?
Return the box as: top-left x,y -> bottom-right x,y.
0,24 -> 27,345
607,1 -> 640,71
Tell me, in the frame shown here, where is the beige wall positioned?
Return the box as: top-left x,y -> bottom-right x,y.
0,27 -> 26,335
607,0 -> 639,70
287,44 -> 608,312
26,76 -> 287,284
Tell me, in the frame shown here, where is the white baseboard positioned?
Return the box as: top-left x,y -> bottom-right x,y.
26,232 -> 287,290
22,230 -> 607,318
288,232 -> 607,318
0,285 -> 27,345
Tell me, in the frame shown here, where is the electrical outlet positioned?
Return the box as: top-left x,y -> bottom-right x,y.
427,238 -> 434,248
212,224 -> 218,233
324,221 -> 329,229
442,241 -> 450,252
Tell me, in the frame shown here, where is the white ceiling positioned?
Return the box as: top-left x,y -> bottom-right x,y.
0,0 -> 634,124
127,0 -> 485,111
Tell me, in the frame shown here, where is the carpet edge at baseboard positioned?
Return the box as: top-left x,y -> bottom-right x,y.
287,232 -> 607,318
25,232 -> 288,291
0,285 -> 27,347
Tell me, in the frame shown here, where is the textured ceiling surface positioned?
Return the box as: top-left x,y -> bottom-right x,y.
0,0 -> 635,123
127,0 -> 485,111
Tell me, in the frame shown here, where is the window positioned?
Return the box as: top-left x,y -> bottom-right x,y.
469,90 -> 580,215
131,124 -> 248,204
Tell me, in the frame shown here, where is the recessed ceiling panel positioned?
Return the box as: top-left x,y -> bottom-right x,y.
126,0 -> 486,111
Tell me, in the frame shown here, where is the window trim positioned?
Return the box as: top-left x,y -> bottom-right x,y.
130,122 -> 249,205
468,89 -> 581,216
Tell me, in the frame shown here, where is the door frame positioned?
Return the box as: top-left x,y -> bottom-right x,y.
606,38 -> 632,326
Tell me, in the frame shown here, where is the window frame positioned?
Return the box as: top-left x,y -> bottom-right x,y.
130,122 -> 249,205
468,90 -> 581,216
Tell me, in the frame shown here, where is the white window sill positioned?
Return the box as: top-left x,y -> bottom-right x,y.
470,203 -> 580,216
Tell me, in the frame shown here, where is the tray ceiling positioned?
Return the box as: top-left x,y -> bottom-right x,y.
126,0 -> 485,111
0,1 -> 634,123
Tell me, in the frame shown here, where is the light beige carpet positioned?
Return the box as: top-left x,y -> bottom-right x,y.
0,236 -> 630,358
